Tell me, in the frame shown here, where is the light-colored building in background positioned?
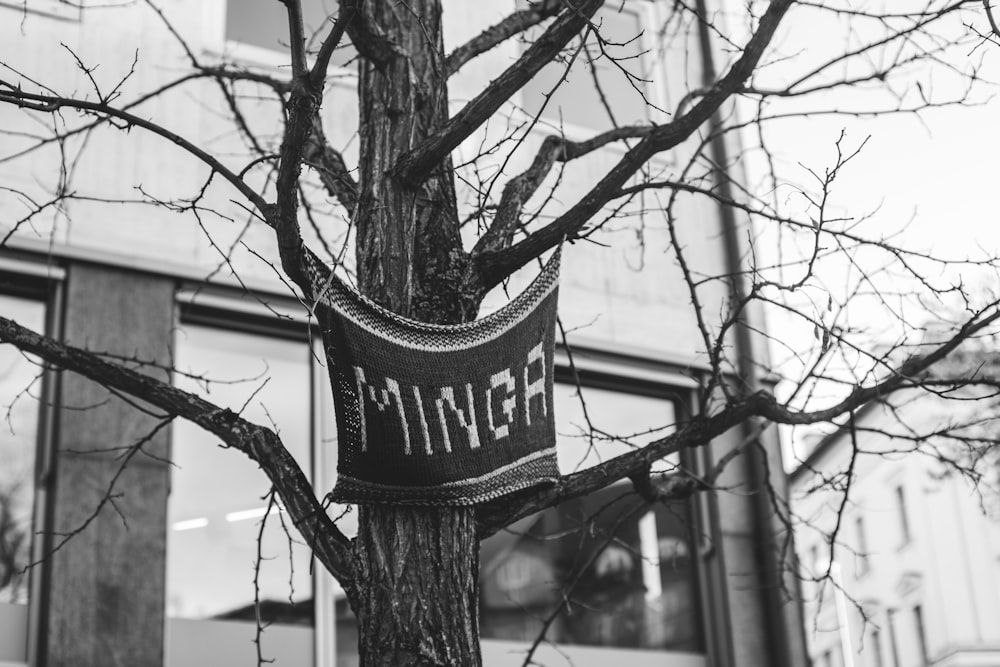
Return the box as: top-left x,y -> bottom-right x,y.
790,389 -> 1000,667
0,1 -> 806,666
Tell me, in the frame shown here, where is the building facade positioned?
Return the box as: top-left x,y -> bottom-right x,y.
790,392 -> 1000,667
0,1 -> 805,665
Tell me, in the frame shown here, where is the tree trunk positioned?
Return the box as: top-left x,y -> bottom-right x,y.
353,505 -> 481,666
348,1 -> 483,664
354,0 -> 471,324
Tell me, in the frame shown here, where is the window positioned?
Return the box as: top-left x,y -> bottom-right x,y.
894,486 -> 911,546
868,628 -> 884,667
804,541 -> 828,600
165,320 -> 343,667
886,609 -> 901,667
855,515 -> 870,577
519,1 -> 659,131
553,382 -> 679,473
808,543 -> 819,572
913,605 -> 928,665
165,301 -> 703,664
479,382 -> 704,656
225,0 -> 355,68
0,291 -> 46,666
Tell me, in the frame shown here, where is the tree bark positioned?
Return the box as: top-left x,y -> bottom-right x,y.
353,505 -> 481,666
347,1 -> 482,664
354,0 -> 472,323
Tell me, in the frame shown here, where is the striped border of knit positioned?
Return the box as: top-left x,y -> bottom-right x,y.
331,449 -> 559,506
314,250 -> 560,352
314,249 -> 562,505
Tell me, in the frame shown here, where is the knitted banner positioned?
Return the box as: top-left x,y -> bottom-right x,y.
315,252 -> 561,506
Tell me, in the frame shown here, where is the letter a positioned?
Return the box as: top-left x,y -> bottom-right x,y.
523,343 -> 546,425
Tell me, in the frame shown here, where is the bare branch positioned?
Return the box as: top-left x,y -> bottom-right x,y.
479,304 -> 1000,535
271,0 -> 341,294
987,0 -> 1000,38
471,0 -> 796,293
394,0 -> 604,185
0,85 -> 269,214
471,126 -> 655,257
444,0 -> 563,77
310,2 -> 357,86
303,114 -> 359,212
284,0 -> 310,78
341,0 -> 399,66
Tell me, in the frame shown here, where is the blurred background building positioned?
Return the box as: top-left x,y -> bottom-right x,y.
0,1 -> 806,665
791,382 -> 1000,667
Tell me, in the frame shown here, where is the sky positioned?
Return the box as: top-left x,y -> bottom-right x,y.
736,3 -> 1000,462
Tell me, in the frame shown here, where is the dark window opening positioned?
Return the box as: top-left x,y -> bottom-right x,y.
225,0 -> 356,68
894,486 -> 911,545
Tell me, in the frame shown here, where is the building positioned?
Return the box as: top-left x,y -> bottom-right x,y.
0,1 -> 806,665
790,387 -> 1000,667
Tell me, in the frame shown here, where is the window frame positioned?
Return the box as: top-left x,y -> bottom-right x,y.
481,373 -> 706,660
167,292 -> 336,667
913,604 -> 928,665
0,253 -> 64,667
491,351 -> 708,662
894,485 -> 912,548
869,627 -> 884,667
855,514 -> 870,578
886,608 -> 902,667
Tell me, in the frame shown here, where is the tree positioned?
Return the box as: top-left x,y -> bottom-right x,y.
1,0 -> 999,664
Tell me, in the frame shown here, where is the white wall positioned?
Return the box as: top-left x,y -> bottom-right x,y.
0,0 -> 730,363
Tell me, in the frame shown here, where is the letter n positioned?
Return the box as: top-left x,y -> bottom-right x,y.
435,384 -> 481,452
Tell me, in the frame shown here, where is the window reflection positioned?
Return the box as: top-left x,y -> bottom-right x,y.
0,295 -> 44,608
480,384 -> 703,652
166,324 -> 314,627
480,489 -> 702,652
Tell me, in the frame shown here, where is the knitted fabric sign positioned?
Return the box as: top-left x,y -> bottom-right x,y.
315,252 -> 561,506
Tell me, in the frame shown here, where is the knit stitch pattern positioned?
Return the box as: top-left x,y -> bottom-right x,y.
314,251 -> 561,506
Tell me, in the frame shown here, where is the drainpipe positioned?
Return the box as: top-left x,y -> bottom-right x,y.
691,1 -> 810,666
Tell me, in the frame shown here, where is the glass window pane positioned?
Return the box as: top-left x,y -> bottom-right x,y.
520,3 -> 651,129
480,383 -> 703,653
166,324 -> 314,629
480,487 -> 703,652
554,383 -> 677,473
0,295 -> 45,608
226,0 -> 356,67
